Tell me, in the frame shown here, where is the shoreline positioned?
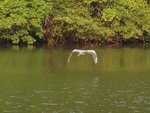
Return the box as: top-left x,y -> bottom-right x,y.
0,38 -> 150,49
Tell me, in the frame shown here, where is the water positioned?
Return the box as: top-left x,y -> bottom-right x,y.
0,46 -> 150,113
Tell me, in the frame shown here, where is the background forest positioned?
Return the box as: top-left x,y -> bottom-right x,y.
0,0 -> 150,45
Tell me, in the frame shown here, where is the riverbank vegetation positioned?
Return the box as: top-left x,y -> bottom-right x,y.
0,0 -> 150,45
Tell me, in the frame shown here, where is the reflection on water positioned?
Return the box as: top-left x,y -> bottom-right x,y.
0,46 -> 150,113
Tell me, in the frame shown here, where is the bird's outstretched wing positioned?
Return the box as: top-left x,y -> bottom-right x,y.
68,49 -> 79,63
68,52 -> 73,63
90,50 -> 97,63
92,51 -> 98,63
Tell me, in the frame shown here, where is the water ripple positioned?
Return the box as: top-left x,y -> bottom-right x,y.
41,103 -> 58,106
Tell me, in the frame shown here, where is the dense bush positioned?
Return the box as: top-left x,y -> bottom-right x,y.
48,0 -> 150,43
0,0 -> 150,44
0,0 -> 48,44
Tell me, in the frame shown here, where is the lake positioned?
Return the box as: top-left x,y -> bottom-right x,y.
0,45 -> 150,113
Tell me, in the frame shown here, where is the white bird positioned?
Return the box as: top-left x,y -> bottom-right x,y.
68,49 -> 98,63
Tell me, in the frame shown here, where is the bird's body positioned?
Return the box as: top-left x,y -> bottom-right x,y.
68,49 -> 98,63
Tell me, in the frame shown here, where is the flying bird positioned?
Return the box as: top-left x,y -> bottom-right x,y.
68,49 -> 98,63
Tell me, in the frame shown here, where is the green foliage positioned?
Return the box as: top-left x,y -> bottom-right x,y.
100,0 -> 150,39
0,0 -> 150,44
0,0 -> 48,44
46,0 -> 150,41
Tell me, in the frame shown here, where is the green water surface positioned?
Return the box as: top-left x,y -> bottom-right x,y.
0,46 -> 149,113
